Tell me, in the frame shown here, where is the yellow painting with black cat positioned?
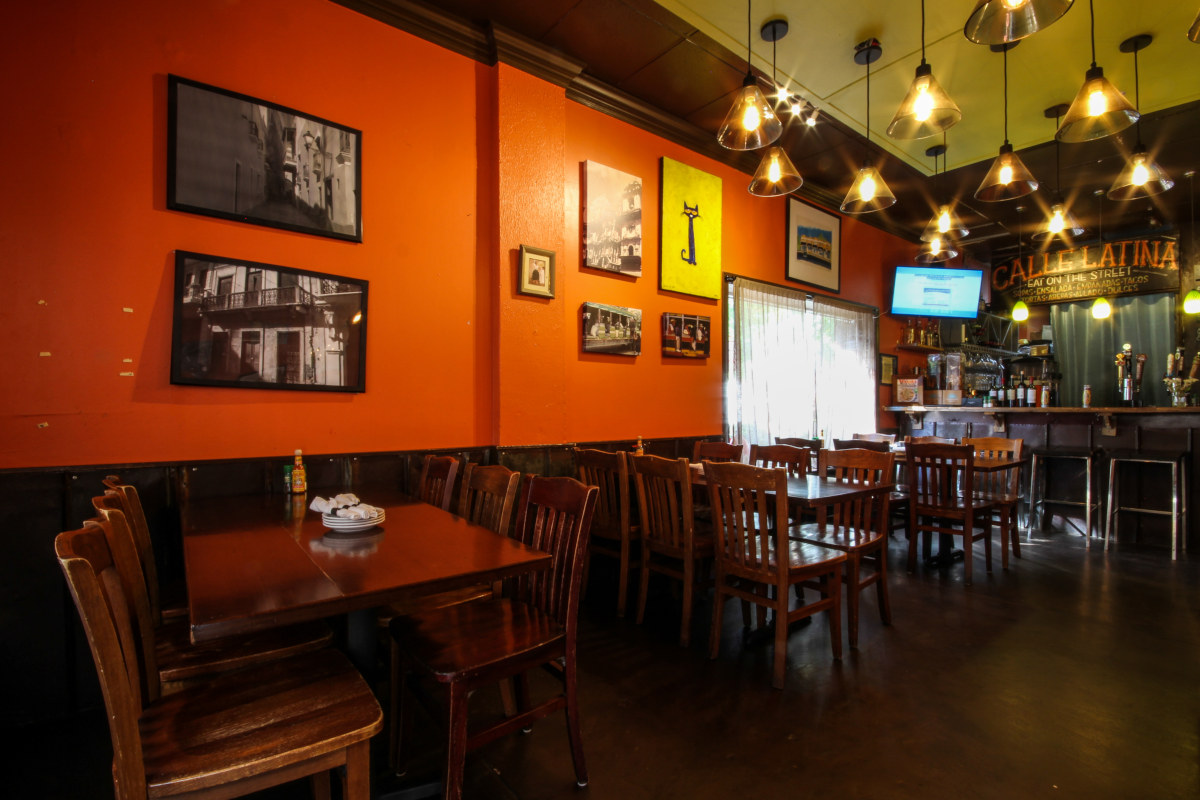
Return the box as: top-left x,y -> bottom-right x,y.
660,157 -> 722,299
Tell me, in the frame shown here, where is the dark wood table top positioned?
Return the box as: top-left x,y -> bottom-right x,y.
688,464 -> 893,506
182,489 -> 551,643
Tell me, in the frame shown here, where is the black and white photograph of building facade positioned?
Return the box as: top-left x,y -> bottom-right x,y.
582,302 -> 641,356
169,77 -> 361,241
172,253 -> 366,392
583,161 -> 642,277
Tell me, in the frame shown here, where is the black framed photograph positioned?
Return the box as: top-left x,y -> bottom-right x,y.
170,250 -> 367,392
582,302 -> 641,356
167,75 -> 362,242
662,313 -> 710,358
786,197 -> 841,292
880,353 -> 898,386
518,245 -> 555,298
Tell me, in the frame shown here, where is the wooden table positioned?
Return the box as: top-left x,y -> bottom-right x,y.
182,489 -> 551,660
689,464 -> 894,523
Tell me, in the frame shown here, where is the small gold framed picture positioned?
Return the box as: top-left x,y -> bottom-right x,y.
518,245 -> 555,299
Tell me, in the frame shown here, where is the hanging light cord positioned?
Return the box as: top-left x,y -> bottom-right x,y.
1002,47 -> 1010,144
1054,111 -> 1062,194
920,0 -> 927,66
1088,0 -> 1097,68
745,0 -> 752,77
1132,45 -> 1143,143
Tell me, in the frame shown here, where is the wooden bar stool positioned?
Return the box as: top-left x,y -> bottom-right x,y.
1104,448 -> 1189,560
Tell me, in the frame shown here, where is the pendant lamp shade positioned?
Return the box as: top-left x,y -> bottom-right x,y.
717,74 -> 782,150
749,146 -> 803,196
1056,66 -> 1138,142
888,63 -> 962,139
1108,147 -> 1174,200
915,233 -> 958,263
1091,296 -> 1112,319
921,206 -> 970,241
841,165 -> 896,214
1190,11 -> 1200,43
1184,289 -> 1200,314
963,0 -> 1074,45
1011,301 -> 1030,322
976,143 -> 1038,201
1032,199 -> 1084,240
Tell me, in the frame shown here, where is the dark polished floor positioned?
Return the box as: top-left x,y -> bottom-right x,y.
15,528 -> 1200,799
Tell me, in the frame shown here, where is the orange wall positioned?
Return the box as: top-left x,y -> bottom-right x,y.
0,0 -> 916,469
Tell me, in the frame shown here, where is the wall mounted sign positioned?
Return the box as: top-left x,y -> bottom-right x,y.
992,236 -> 1179,307
583,161 -> 642,277
659,157 -> 722,299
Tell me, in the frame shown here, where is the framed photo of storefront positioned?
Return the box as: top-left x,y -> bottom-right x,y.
167,75 -> 363,242
170,251 -> 368,392
786,197 -> 840,292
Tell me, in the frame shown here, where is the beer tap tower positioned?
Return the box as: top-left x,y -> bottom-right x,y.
1114,344 -> 1148,406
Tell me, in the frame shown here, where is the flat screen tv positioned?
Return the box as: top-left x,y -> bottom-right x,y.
890,265 -> 983,319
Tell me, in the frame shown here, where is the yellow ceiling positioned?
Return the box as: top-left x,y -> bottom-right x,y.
655,0 -> 1200,174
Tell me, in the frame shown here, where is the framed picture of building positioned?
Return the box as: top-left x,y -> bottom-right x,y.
170,251 -> 368,392
583,161 -> 642,277
581,302 -> 641,356
518,244 -> 555,298
167,75 -> 362,242
786,197 -> 840,292
660,157 -> 722,299
661,313 -> 710,358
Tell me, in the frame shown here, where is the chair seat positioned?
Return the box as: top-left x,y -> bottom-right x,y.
142,648 -> 382,797
155,617 -> 333,685
912,495 -> 997,516
790,522 -> 886,551
724,538 -> 847,576
391,598 -> 565,681
379,585 -> 495,623
643,531 -> 715,560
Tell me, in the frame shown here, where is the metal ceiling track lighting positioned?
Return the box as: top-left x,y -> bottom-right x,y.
963,0 -> 1073,45
1107,34 -> 1174,201
749,18 -> 803,197
975,42 -> 1038,202
840,38 -> 896,214
1056,0 -> 1138,143
1033,103 -> 1084,242
717,0 -> 782,151
888,0 -> 961,139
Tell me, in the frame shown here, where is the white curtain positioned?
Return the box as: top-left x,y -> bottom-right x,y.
726,277 -> 877,447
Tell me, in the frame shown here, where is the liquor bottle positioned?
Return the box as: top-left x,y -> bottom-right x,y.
1013,374 -> 1024,407
1006,373 -> 1017,407
633,436 -> 644,456
1026,378 -> 1038,408
291,449 -> 307,494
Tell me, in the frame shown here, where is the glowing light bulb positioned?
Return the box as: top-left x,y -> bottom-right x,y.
930,236 -> 942,255
1131,158 -> 1150,187
913,85 -> 934,122
1087,89 -> 1107,117
1092,297 -> 1111,319
937,207 -> 951,234
791,98 -> 803,116
999,163 -> 1014,185
1012,301 -> 1029,322
1049,207 -> 1066,234
805,109 -> 819,127
767,156 -> 782,184
858,174 -> 877,202
742,101 -> 760,132
1185,290 -> 1200,314
1003,0 -> 1027,8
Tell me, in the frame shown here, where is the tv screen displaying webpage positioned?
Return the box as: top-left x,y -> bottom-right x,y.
890,266 -> 983,319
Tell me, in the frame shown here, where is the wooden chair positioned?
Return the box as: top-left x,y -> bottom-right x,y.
905,443 -> 997,586
704,461 -> 845,689
390,476 -> 597,799
776,436 -> 822,451
457,462 -> 521,535
416,454 -> 459,510
793,448 -> 894,648
832,441 -> 907,536
56,523 -> 382,800
630,454 -> 713,646
963,436 -> 1025,568
574,448 -> 638,617
905,435 -> 956,445
833,438 -> 891,453
750,443 -> 811,478
853,432 -> 896,444
102,476 -> 185,624
692,440 -> 750,464
90,495 -> 333,694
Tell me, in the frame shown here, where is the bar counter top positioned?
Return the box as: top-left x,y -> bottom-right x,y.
885,405 -> 1200,414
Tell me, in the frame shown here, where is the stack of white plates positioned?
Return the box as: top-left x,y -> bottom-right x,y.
321,510 -> 385,533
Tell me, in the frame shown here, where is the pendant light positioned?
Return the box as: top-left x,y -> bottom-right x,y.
1091,189 -> 1111,319
1011,205 -> 1029,321
1107,34 -> 1174,200
963,0 -> 1074,45
921,137 -> 969,242
1190,12 -> 1200,44
1012,301 -> 1030,321
1056,0 -> 1138,143
1185,171 -> 1200,314
749,19 -> 803,197
975,43 -> 1038,201
841,39 -> 896,214
888,0 -> 961,139
1033,104 -> 1084,241
717,0 -> 782,151
916,149 -> 959,261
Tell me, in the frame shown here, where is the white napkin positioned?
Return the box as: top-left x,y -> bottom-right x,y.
309,494 -> 380,519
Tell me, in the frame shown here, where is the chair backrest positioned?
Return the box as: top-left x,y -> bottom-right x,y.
456,462 -> 521,536
905,442 -> 977,503
703,461 -> 789,582
853,432 -> 896,444
89,496 -> 161,703
102,476 -> 164,625
511,476 -> 598,633
573,448 -> 630,542
817,448 -> 894,537
832,438 -> 891,453
775,436 -> 822,452
692,440 -> 750,464
630,454 -> 695,552
416,454 -> 459,511
56,525 -> 151,793
749,443 -> 811,478
905,435 -> 956,445
962,436 -> 1024,496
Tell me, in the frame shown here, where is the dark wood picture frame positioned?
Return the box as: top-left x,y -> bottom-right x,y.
167,75 -> 362,242
518,244 -> 555,298
170,250 -> 368,392
786,197 -> 841,292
